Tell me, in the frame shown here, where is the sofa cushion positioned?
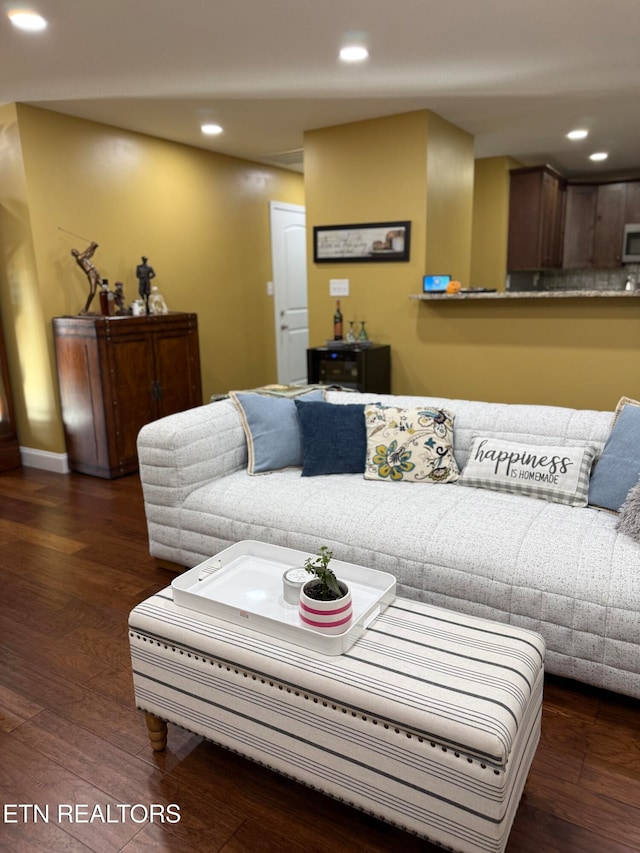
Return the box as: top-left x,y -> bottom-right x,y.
294,400 -> 366,476
363,404 -> 459,483
459,436 -> 596,506
230,389 -> 324,474
589,403 -> 640,511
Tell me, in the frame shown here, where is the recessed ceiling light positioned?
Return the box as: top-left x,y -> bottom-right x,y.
201,124 -> 223,135
339,45 -> 369,62
8,10 -> 47,31
589,152 -> 608,161
566,129 -> 588,140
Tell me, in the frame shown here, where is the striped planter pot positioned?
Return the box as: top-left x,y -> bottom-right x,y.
299,581 -> 353,635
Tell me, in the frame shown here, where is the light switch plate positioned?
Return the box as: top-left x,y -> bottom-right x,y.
330,279 -> 349,297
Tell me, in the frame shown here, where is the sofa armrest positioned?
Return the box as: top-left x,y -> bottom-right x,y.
137,398 -> 247,512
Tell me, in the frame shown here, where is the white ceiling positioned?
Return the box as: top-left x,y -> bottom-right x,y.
3,0 -> 640,177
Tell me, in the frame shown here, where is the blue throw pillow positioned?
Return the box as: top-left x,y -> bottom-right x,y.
589,403 -> 640,510
294,400 -> 366,476
230,389 -> 325,474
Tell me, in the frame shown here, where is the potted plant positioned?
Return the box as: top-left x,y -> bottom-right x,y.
298,546 -> 352,634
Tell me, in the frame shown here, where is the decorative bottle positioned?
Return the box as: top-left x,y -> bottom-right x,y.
333,300 -> 343,340
99,279 -> 115,316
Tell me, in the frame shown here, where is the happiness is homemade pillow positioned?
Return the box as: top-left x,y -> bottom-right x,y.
459,436 -> 597,506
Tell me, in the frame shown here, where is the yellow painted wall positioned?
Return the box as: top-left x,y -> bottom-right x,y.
413,296 -> 640,407
470,156 -> 521,291
425,112 -> 474,285
2,105 -> 303,453
304,110 -> 474,395
0,104 -> 61,452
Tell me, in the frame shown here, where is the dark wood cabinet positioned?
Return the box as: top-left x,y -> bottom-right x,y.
563,184 -> 597,268
307,345 -> 391,393
564,182 -> 629,268
507,166 -> 566,271
593,182 -> 627,268
0,309 -> 21,472
625,181 -> 640,223
541,170 -> 567,269
511,169 -> 640,272
53,313 -> 202,478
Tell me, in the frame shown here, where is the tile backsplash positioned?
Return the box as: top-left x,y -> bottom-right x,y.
507,264 -> 640,292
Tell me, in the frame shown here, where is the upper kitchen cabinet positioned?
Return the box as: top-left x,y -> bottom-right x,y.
507,166 -> 566,271
564,181 -> 634,269
593,182 -> 627,268
562,184 -> 597,268
625,181 -> 640,223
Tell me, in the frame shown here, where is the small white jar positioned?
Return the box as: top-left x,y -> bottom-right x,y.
282,567 -> 308,605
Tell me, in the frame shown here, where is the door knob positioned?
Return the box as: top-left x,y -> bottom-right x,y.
281,324 -> 289,330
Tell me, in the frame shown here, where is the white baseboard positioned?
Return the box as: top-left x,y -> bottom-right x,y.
20,447 -> 70,474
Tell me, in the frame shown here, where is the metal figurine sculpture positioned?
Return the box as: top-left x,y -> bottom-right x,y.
136,256 -> 156,314
71,242 -> 102,314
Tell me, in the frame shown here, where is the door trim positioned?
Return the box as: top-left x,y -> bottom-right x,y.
269,201 -> 307,384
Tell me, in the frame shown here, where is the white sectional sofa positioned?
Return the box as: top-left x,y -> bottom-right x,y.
137,391 -> 640,700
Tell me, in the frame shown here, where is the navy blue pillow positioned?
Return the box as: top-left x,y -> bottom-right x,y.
294,400 -> 366,476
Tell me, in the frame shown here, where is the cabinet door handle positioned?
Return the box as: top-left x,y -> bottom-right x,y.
151,380 -> 162,401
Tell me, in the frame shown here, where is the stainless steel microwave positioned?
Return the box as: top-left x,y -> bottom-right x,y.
623,224 -> 640,262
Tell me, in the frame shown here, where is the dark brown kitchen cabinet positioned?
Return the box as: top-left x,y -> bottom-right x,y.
0,309 -> 21,472
53,313 -> 202,478
625,181 -> 640,223
510,170 -> 640,273
563,182 -> 628,268
507,166 -> 566,271
593,182 -> 627,267
562,184 -> 597,268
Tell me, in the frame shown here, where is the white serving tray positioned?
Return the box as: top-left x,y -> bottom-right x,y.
171,540 -> 397,655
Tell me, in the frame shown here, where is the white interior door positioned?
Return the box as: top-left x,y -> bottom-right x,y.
270,201 -> 308,385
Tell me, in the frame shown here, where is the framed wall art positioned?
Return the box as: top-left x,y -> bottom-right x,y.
313,221 -> 411,263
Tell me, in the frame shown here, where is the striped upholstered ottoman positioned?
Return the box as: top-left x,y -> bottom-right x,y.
129,591 -> 544,853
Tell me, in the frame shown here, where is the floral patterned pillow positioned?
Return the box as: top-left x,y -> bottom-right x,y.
364,405 -> 459,483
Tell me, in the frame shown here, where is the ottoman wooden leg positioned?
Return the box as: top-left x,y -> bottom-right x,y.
145,712 -> 167,751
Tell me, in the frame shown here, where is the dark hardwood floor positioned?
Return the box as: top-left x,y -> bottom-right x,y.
1,467 -> 639,852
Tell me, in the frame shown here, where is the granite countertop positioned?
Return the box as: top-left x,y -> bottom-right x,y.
411,289 -> 640,300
